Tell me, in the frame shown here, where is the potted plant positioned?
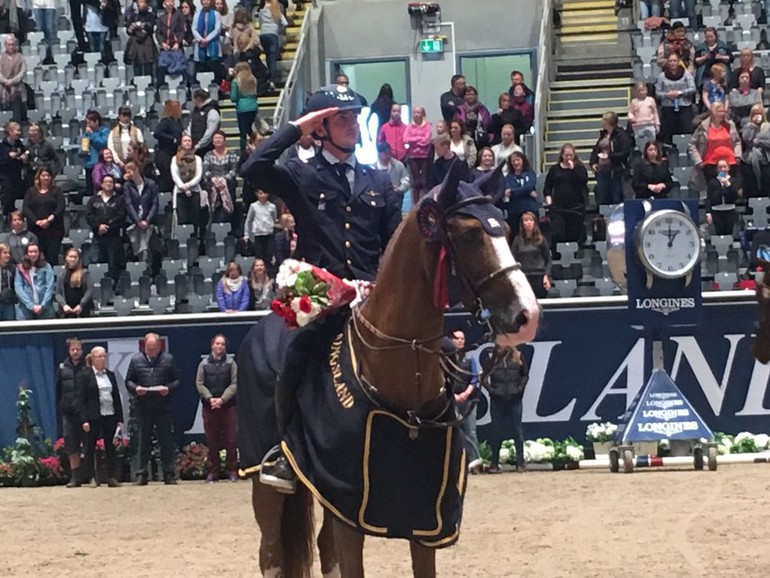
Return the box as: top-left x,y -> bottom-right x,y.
585,422 -> 618,457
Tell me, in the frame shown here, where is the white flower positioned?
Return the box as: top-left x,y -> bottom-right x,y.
660,439 -> 670,449
754,434 -> 770,449
565,445 -> 584,461
499,448 -> 511,464
291,300 -> 323,327
717,441 -> 732,455
734,432 -> 755,445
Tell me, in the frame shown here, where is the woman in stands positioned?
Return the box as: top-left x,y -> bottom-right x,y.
153,100 -> 183,193
689,102 -> 741,195
368,84 -> 395,133
108,106 -> 143,168
216,260 -> 249,312
14,242 -> 55,319
124,0 -> 158,82
124,160 -> 160,263
22,168 -> 64,266
728,70 -> 762,127
192,0 -> 224,84
503,152 -> 539,235
215,0 -> 233,56
470,147 -> 497,181
180,0 -> 196,48
632,141 -> 674,199
488,92 -> 525,147
403,105 -> 432,204
55,248 -> 94,318
247,257 -> 274,310
705,158 -> 739,236
455,85 -> 491,149
230,62 -> 259,154
91,148 -> 123,194
543,143 -> 588,248
732,48 -> 765,94
655,52 -> 696,145
126,140 -> 155,180
171,134 -> 204,232
203,130 -> 238,224
257,0 -> 288,92
739,104 -> 770,199
448,119 -> 476,169
230,6 -> 257,54
0,242 -> 15,320
694,27 -> 733,90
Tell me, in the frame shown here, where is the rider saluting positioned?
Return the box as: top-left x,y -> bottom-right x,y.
240,85 -> 401,492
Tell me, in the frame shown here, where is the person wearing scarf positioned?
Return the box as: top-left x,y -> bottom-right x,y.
656,21 -> 694,72
0,36 -> 26,116
655,52 -> 696,145
216,260 -> 249,312
203,130 -> 237,223
108,107 -> 143,167
192,0 -> 222,84
171,134 -> 204,239
14,242 -> 55,319
247,257 -> 274,310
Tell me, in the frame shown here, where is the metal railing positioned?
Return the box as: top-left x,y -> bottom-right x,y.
533,0 -> 555,173
272,4 -> 313,129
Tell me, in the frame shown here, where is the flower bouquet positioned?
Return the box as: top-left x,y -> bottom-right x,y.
272,259 -> 358,328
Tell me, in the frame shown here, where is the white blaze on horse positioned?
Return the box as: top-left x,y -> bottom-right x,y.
237,161 -> 540,578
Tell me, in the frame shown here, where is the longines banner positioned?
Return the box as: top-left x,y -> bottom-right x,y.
2,301 -> 770,447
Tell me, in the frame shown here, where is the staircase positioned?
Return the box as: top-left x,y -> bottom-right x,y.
219,3 -> 307,142
545,0 -> 635,183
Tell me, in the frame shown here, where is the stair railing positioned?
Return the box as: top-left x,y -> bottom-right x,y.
272,5 -> 312,129
533,0 -> 554,173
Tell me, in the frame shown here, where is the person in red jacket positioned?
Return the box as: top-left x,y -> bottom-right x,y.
376,102 -> 407,161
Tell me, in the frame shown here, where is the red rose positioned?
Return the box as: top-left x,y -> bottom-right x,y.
284,308 -> 298,327
299,294 -> 312,313
271,299 -> 285,316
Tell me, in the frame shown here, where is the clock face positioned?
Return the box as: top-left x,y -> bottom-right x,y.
637,210 -> 702,279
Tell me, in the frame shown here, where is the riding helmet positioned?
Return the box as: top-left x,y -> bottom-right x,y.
303,84 -> 364,114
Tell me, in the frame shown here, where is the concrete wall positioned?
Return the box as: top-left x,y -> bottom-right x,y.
316,0 -> 544,122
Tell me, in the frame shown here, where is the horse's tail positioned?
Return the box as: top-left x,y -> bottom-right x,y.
281,484 -> 315,578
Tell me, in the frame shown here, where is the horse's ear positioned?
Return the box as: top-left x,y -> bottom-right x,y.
437,158 -> 464,210
475,163 -> 505,197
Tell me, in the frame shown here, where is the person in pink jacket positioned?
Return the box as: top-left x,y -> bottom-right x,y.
628,81 -> 660,149
402,105 -> 432,204
377,103 -> 408,161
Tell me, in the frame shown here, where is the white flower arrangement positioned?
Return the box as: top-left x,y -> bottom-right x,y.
565,444 -> 584,462
275,259 -> 313,289
524,439 -> 556,463
585,422 -> 618,443
754,433 -> 770,449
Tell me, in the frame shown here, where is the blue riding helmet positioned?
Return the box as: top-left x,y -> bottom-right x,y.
303,84 -> 364,114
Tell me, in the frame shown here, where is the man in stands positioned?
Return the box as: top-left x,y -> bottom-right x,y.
377,102 -> 407,161
56,337 -> 87,487
188,88 -> 221,158
375,142 -> 409,207
335,73 -> 368,106
125,332 -> 181,485
0,210 -> 36,263
430,132 -> 468,187
440,73 -> 466,122
508,70 -> 535,107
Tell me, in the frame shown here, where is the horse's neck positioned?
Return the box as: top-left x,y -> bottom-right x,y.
356,218 -> 445,411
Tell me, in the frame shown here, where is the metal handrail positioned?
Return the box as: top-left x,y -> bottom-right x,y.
272,5 -> 312,129
534,0 -> 554,173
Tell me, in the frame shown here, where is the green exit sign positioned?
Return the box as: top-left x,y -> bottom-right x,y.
420,38 -> 444,54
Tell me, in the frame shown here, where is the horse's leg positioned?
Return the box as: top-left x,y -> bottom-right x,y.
332,518 -> 365,578
251,478 -> 286,576
409,540 -> 436,578
318,509 -> 340,577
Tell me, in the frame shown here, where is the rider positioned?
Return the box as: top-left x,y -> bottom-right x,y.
240,85 -> 402,492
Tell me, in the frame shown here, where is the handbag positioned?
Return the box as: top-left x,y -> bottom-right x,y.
158,49 -> 187,75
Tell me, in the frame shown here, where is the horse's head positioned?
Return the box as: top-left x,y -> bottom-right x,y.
753,266 -> 770,364
419,160 -> 540,346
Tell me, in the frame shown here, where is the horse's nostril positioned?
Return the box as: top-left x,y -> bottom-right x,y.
514,311 -> 528,329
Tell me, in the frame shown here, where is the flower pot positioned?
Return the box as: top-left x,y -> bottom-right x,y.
592,441 -> 613,457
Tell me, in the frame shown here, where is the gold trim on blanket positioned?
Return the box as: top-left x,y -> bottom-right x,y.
411,426 -> 453,538
238,464 -> 261,478
329,332 -> 354,409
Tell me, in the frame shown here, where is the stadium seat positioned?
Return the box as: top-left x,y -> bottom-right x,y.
210,222 -> 231,243
149,295 -> 172,315
555,279 -> 577,298
714,272 -> 738,291
174,224 -> 194,245
197,257 -> 222,280
125,261 -> 149,280
747,198 -> 770,228
555,242 -> 578,264
162,259 -> 186,278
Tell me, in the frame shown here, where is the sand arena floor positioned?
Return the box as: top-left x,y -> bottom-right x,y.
1,464 -> 769,577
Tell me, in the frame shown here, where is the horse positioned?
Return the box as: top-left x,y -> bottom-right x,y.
752,264 -> 770,364
237,161 -> 541,578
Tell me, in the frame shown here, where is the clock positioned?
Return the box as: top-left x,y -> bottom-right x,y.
634,207 -> 703,287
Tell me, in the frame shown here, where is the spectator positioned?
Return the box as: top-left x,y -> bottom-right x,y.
108,106 -> 143,168
83,0 -> 111,53
55,247 -> 94,318
430,133 -> 469,188
0,210 -> 37,263
701,62 -> 729,113
655,52 -> 696,145
440,74 -> 466,122
470,147 -> 497,181
126,140 -> 155,180
230,6 -> 257,55
0,0 -> 27,45
0,241 -> 14,319
639,0 -> 662,19
153,100 -> 183,193
740,104 -> 770,198
455,85 -> 491,148
731,48 -> 765,94
656,21 -> 694,71
244,189 -> 277,261
156,0 -> 187,86
628,81 -> 659,147
216,260 -> 249,312
91,148 -> 123,194
403,105 -> 432,204
689,102 -> 741,194
435,119 -> 448,137
125,0 -> 157,82
443,330 -> 481,473
282,132 -> 317,164
488,93 -> 525,146
77,346 -> 123,488
448,119 -> 476,168
32,0 -> 57,63
23,168 -> 64,265
694,27 -> 733,90
706,159 -> 739,236
86,174 -> 125,283
124,160 -> 160,262
510,85 -> 534,134
192,0 -> 223,84
590,111 -> 633,205
544,144 -> 588,246
272,212 -> 295,266
257,0 -> 287,92
125,332 -> 180,485
27,124 -> 60,177
669,0 -> 696,27
56,337 -> 87,487
368,83 -> 395,132
632,141 -> 675,199
503,152 -> 538,234
508,70 -> 535,107
0,121 -> 28,216
215,0 -> 233,56
180,0 -> 195,48
334,73 -> 368,106
491,124 -> 522,172
729,70 -> 762,126
203,130 -> 238,223
171,134 -> 204,229
188,89 -> 221,157
377,102 -> 407,162
512,212 -> 551,299
80,110 -> 110,201
195,334 -> 238,482
231,62 -> 259,154
375,142 -> 409,206
247,257 -> 274,310
0,37 -> 25,121
234,32 -> 270,97
483,344 -> 528,474
14,242 -> 55,319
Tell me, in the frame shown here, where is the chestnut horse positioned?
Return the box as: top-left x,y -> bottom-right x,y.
753,265 -> 770,364
239,163 -> 540,577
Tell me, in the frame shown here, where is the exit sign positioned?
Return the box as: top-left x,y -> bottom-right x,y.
420,38 -> 444,54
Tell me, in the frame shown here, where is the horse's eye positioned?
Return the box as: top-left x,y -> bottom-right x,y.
459,228 -> 482,244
